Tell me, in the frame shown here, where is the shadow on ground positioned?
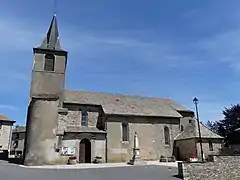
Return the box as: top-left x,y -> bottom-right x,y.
8,157 -> 23,165
172,174 -> 183,179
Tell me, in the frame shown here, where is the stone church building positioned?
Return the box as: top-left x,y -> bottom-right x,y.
23,15 -> 223,166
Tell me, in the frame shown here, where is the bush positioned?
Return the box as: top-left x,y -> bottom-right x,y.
93,156 -> 102,164
160,156 -> 167,162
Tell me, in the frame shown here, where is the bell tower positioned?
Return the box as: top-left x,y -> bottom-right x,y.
30,14 -> 68,99
24,14 -> 68,166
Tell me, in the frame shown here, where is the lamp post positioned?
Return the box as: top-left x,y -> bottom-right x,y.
193,97 -> 204,162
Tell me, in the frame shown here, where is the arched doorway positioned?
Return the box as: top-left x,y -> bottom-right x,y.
79,139 -> 91,163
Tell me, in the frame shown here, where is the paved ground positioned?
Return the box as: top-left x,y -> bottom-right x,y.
23,161 -> 178,169
0,160 -> 180,180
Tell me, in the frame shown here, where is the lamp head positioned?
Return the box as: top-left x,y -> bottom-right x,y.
193,97 -> 199,104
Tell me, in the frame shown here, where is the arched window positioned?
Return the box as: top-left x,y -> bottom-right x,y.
44,54 -> 55,71
122,122 -> 129,142
81,110 -> 88,127
164,126 -> 170,145
180,125 -> 184,132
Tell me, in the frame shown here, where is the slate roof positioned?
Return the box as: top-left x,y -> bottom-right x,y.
12,126 -> 26,133
174,119 -> 223,140
63,90 -> 191,117
39,14 -> 62,51
0,114 -> 15,122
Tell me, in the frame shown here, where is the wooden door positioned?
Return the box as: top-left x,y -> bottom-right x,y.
79,139 -> 91,163
79,140 -> 86,163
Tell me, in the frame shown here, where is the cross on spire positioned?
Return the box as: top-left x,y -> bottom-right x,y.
53,0 -> 57,15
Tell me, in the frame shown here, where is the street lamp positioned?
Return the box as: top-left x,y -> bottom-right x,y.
193,97 -> 204,162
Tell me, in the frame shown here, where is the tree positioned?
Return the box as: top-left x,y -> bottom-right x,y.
206,120 -> 218,133
206,120 -> 226,137
206,104 -> 240,145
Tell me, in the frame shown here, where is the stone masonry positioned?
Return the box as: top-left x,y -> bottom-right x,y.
107,115 -> 180,162
180,156 -> 240,180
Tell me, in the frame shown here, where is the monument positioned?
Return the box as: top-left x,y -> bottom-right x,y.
128,132 -> 146,165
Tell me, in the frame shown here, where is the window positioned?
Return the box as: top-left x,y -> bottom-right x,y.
16,133 -> 19,140
44,54 -> 55,71
122,122 -> 129,142
209,141 -> 213,151
180,125 -> 184,132
81,110 -> 88,126
189,119 -> 192,123
0,122 -> 2,129
164,126 -> 170,145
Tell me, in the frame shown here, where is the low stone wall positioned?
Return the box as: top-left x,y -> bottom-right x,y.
178,156 -> 240,180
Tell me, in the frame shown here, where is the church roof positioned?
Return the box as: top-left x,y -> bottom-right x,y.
63,90 -> 192,117
0,114 -> 15,122
39,14 -> 62,50
174,119 -> 223,140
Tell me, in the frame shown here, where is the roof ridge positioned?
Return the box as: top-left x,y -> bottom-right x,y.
63,90 -> 189,117
64,89 -> 175,101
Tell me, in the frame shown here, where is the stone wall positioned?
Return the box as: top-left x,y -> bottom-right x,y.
0,121 -> 12,151
24,99 -> 60,166
175,139 -> 196,161
180,156 -> 240,180
107,115 -> 180,162
30,51 -> 67,98
196,141 -> 222,159
180,116 -> 193,132
61,133 -> 106,163
58,105 -> 101,134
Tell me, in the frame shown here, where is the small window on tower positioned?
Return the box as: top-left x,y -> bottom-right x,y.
180,125 -> 184,132
209,141 -> 213,151
81,110 -> 88,127
44,54 -> 55,71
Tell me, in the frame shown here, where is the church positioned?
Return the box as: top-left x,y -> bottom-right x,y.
23,14 -> 223,166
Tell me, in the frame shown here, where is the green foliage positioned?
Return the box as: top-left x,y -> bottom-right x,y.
206,104 -> 240,145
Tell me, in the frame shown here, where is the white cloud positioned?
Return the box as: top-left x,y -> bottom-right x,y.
0,15 -> 205,72
0,105 -> 19,111
197,28 -> 240,72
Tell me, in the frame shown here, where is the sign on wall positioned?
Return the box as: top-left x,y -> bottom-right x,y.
61,147 -> 76,156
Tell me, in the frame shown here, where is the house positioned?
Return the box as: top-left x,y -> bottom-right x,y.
174,119 -> 224,161
10,126 -> 26,157
23,14 -> 223,166
0,114 -> 15,160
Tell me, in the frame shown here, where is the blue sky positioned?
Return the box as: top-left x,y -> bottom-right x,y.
1,0 -> 240,125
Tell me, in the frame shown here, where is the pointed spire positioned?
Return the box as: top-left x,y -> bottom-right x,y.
39,14 -> 62,50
